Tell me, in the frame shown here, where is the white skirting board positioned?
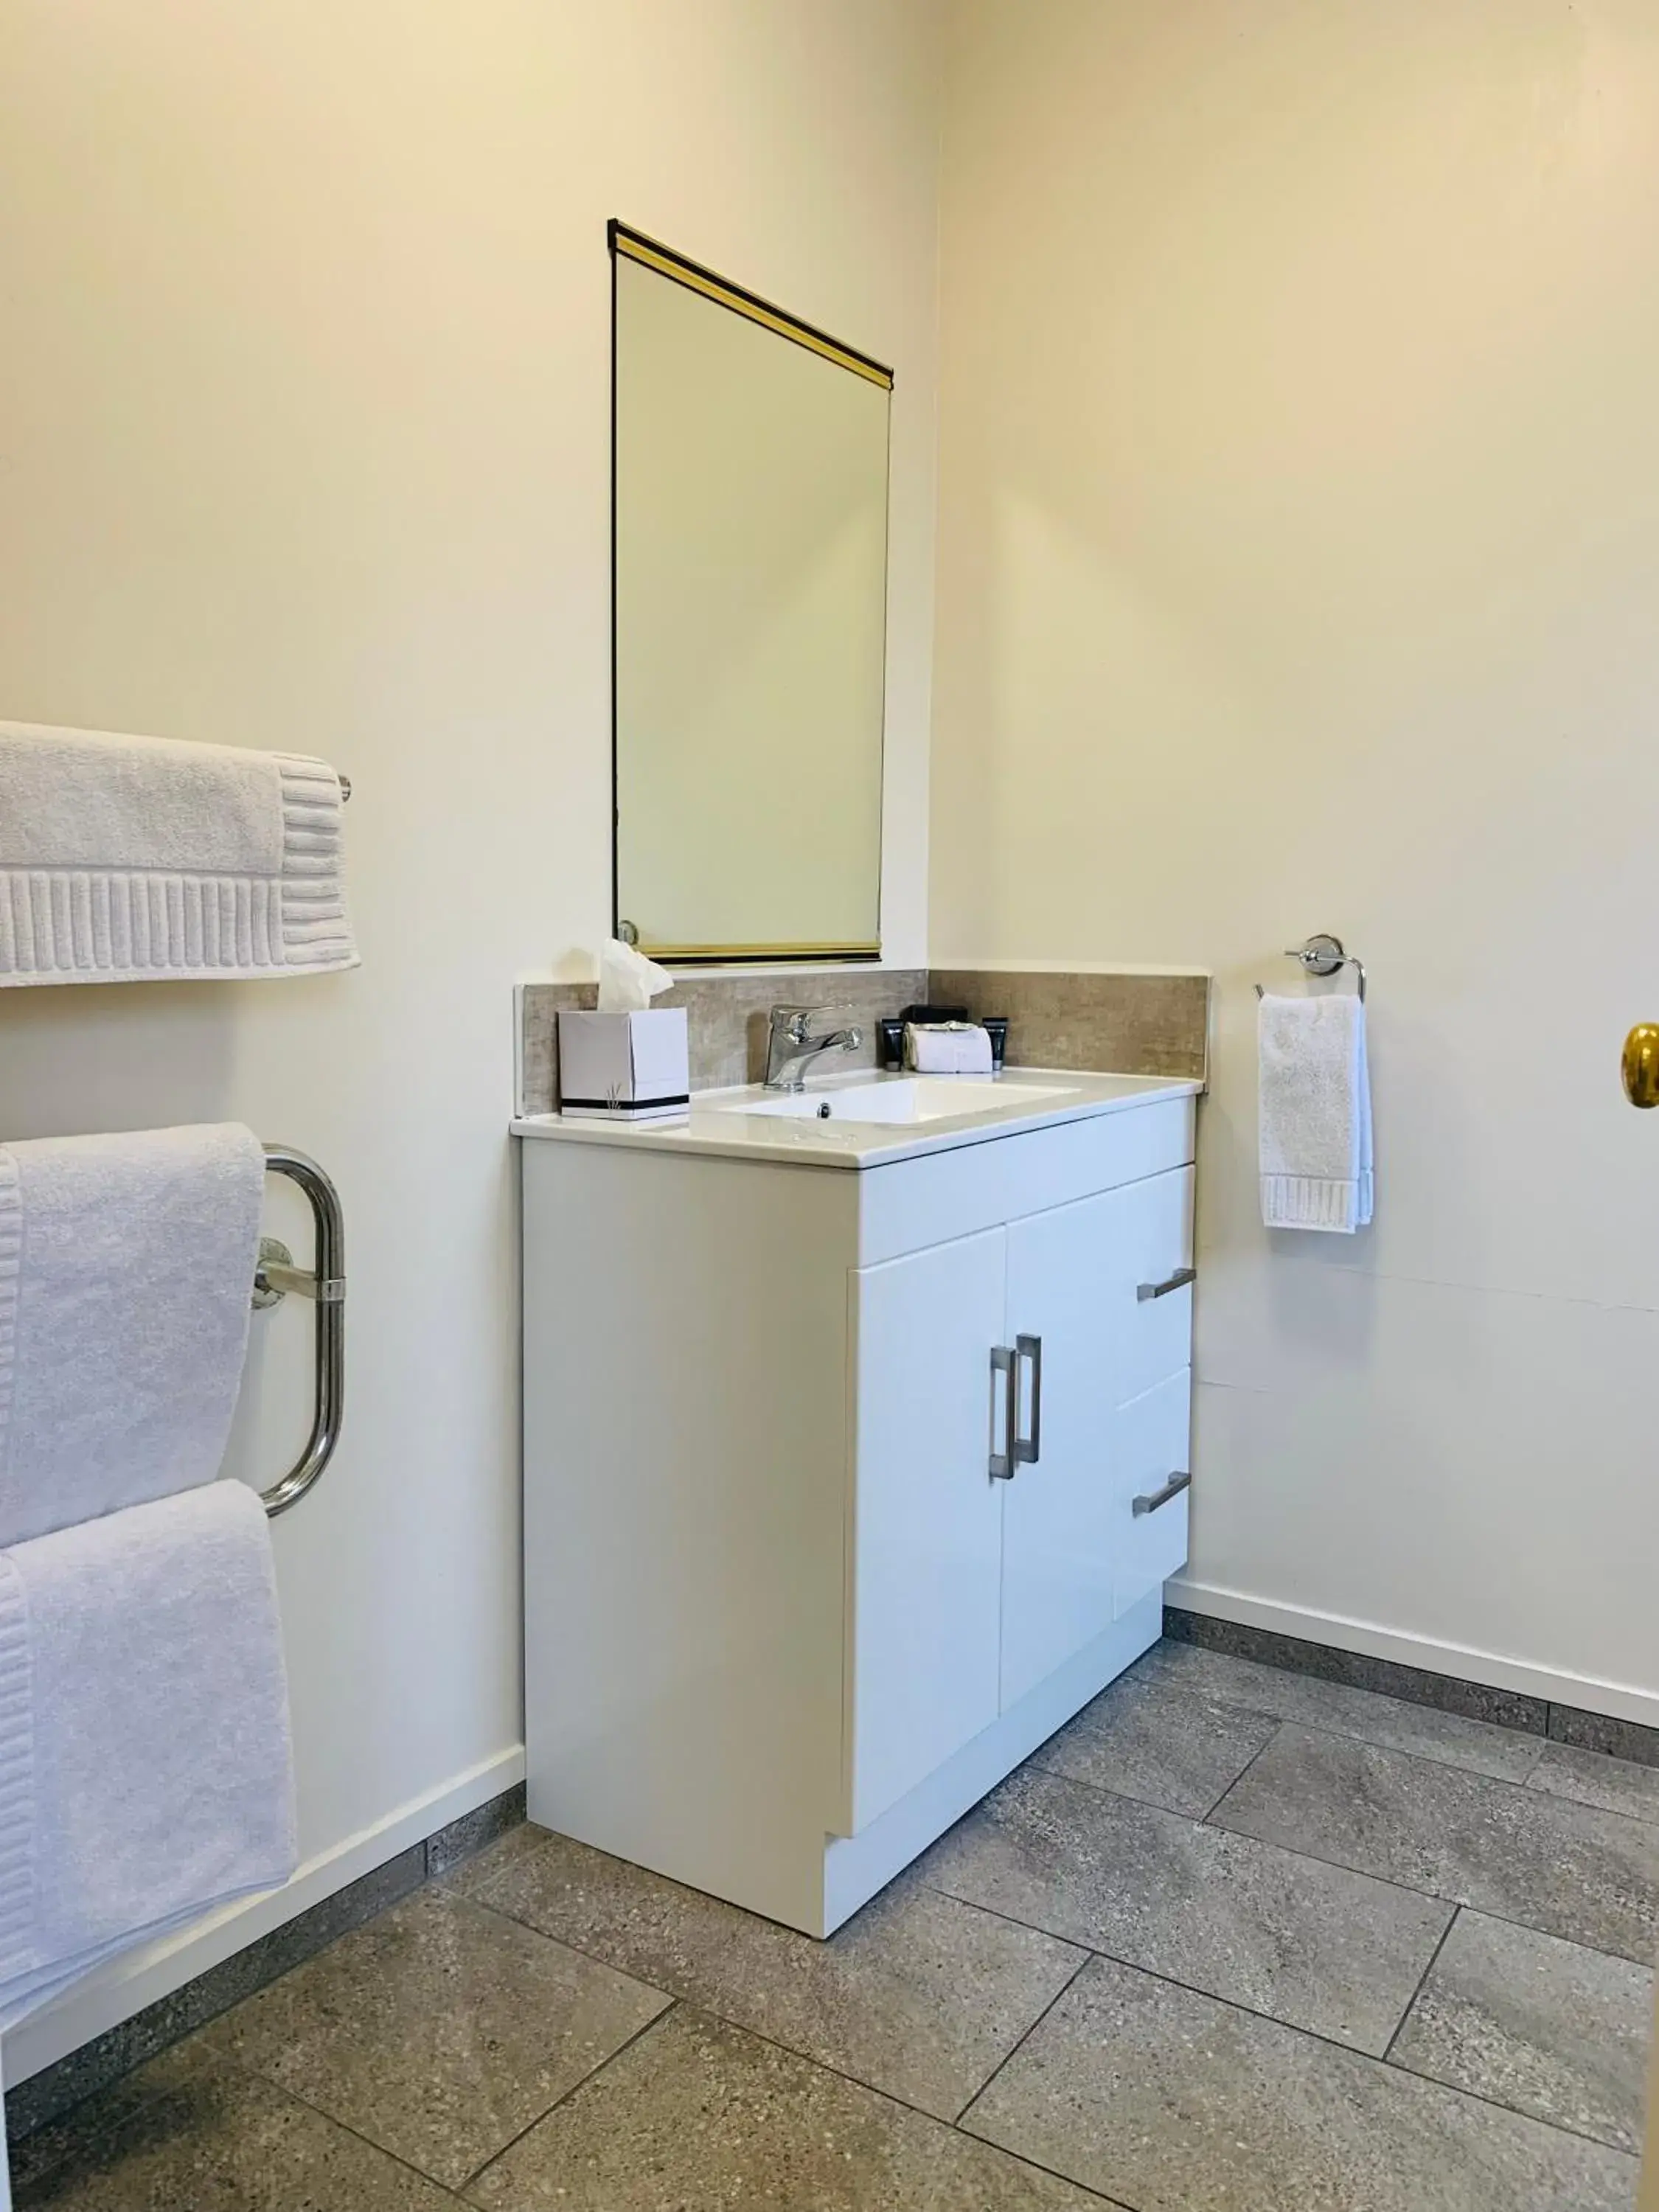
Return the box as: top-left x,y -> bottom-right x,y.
1169,1578 -> 1659,1731
1,1745 -> 526,2088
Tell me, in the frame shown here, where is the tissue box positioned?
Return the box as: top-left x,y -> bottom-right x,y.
558,1008 -> 690,1121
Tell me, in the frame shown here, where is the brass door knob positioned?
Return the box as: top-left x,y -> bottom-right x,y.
1623,1024 -> 1659,1108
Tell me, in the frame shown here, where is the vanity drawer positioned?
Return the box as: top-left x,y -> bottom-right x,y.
1110,1164 -> 1194,1408
1113,1368 -> 1192,1620
858,1095 -> 1195,1265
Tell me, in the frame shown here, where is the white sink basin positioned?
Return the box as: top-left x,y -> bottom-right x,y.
723,1077 -> 1078,1126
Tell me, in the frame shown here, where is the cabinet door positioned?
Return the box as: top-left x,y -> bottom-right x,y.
1114,1368 -> 1192,1618
848,1228 -> 1007,1832
999,1192 -> 1122,1709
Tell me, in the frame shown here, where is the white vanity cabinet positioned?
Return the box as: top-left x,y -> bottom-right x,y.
520,1081 -> 1196,1937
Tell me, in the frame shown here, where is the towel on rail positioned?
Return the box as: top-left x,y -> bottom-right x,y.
0,720 -> 357,984
1258,990 -> 1374,1233
0,1124 -> 265,1547
0,1480 -> 296,2025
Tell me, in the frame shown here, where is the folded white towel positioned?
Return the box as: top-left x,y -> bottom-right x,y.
0,1480 -> 296,2024
905,1021 -> 995,1075
0,1124 -> 265,1547
1259,992 -> 1374,1233
0,720 -> 357,985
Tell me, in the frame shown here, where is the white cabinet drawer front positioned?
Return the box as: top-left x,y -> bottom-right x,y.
1112,1164 -> 1195,1408
1113,1368 -> 1192,1619
858,1097 -> 1195,1265
846,1230 -> 1007,1834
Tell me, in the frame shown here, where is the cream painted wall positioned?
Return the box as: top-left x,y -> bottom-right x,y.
0,0 -> 941,2070
933,0 -> 1659,1717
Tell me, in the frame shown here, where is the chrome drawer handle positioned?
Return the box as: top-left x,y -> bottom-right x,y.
989,1345 -> 1016,1481
1137,1266 -> 1194,1303
1133,1471 -> 1191,1517
1013,1334 -> 1042,1466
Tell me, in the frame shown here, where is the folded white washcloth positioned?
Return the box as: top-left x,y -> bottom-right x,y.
0,1124 -> 265,1546
0,720 -> 357,985
1258,992 -> 1374,1233
905,1021 -> 995,1075
0,1479 -> 296,2025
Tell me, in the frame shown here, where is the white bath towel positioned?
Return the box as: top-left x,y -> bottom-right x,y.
1258,992 -> 1374,1233
0,720 -> 357,984
0,1124 -> 265,1547
0,1481 -> 296,2025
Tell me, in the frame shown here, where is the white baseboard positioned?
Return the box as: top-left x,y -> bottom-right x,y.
3,1744 -> 526,2089
1168,1579 -> 1659,1732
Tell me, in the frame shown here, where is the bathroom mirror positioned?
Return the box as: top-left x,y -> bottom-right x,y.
611,223 -> 891,961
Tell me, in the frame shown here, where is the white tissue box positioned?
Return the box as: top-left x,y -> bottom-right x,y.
558,1009 -> 690,1121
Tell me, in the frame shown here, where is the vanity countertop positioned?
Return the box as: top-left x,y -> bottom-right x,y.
511,1067 -> 1201,1171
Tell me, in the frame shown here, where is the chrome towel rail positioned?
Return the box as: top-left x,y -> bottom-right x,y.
253,1146 -> 345,1517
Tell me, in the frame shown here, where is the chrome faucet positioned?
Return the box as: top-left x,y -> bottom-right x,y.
763,1004 -> 865,1091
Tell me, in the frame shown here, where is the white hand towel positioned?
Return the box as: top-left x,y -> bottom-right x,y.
905,1021 -> 995,1074
0,1480 -> 296,2024
0,720 -> 357,984
1258,992 -> 1374,1233
0,1124 -> 265,1546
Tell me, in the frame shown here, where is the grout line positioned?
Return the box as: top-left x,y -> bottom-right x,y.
203,2053 -> 476,2203
1380,1906 -> 1460,2063
950,1950 -> 1094,2127
1198,1718 -> 1287,1820
459,1998 -> 680,2194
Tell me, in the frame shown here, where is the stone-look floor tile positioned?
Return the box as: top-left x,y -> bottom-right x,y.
1212,1725 -> 1659,1964
466,2005 -> 1107,2211
1029,1671 -> 1281,1817
1529,1740 -> 1659,1826
451,1826 -> 1085,2121
195,1887 -> 667,2189
15,2039 -> 461,2210
961,1954 -> 1638,2212
917,1764 -> 1450,2053
1389,1909 -> 1655,2153
1135,1639 -> 1545,1781
425,1784 -> 528,1880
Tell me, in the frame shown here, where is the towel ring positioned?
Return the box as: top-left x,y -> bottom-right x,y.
253,1146 -> 346,1517
1255,933 -> 1366,1003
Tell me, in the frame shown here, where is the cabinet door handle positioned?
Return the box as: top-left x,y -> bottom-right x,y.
1137,1266 -> 1194,1302
989,1345 -> 1016,1481
1133,1470 -> 1191,1516
1013,1333 -> 1042,1466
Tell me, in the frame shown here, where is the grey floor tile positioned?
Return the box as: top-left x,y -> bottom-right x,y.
961,1952 -> 1638,2212
1029,1671 -> 1280,1817
1212,1725 -> 1659,1963
1135,1638 -> 1545,1781
450,1824 -> 1085,2121
465,2004 -> 1109,2211
1390,1909 -> 1655,2154
195,1886 -> 667,2189
1530,1740 -> 1659,1826
917,1763 -> 1450,2053
14,2038 -> 462,2209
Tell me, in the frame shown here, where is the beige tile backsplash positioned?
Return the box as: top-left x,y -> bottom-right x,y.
518,966 -> 1208,1115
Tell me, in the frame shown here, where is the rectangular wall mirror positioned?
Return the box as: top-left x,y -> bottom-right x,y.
611,223 -> 891,962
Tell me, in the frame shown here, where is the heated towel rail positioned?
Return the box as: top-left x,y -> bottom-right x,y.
252,1146 -> 345,1516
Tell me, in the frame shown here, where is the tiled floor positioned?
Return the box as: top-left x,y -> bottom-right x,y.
15,1640 -> 1658,2209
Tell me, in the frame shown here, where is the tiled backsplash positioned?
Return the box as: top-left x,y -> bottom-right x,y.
518,966 -> 1208,1116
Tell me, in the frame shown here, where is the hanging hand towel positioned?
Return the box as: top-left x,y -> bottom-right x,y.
1258,992 -> 1374,1232
0,1124 -> 265,1546
0,1480 -> 296,2025
0,720 -> 357,984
